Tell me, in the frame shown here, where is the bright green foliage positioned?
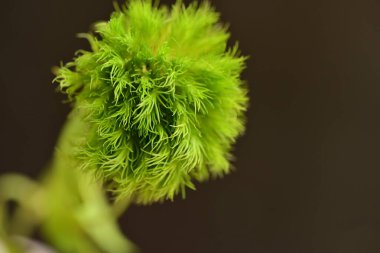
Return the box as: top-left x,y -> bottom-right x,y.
54,0 -> 248,204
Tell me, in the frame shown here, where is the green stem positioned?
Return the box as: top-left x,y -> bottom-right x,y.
0,174 -> 40,253
42,108 -> 136,253
0,109 -> 136,253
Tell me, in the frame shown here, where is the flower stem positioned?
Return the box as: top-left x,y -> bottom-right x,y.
0,109 -> 136,253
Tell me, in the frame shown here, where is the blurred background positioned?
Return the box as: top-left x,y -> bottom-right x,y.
1,0 -> 380,252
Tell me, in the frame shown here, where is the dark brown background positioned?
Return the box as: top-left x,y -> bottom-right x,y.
1,0 -> 380,252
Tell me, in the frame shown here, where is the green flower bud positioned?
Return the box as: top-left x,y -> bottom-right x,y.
54,0 -> 248,204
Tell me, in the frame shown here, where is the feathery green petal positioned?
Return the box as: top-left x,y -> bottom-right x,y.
54,0 -> 248,204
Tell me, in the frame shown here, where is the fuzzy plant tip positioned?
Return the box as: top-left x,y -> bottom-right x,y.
54,0 -> 248,204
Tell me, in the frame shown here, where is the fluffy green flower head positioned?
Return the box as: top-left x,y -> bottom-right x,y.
55,0 -> 248,204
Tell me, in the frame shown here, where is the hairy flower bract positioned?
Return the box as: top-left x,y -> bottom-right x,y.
55,0 -> 248,204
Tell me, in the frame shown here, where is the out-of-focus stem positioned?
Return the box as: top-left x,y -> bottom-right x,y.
41,108 -> 136,253
0,108 -> 135,253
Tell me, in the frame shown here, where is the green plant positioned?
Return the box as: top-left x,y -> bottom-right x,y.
0,1 -> 248,252
55,0 -> 248,204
